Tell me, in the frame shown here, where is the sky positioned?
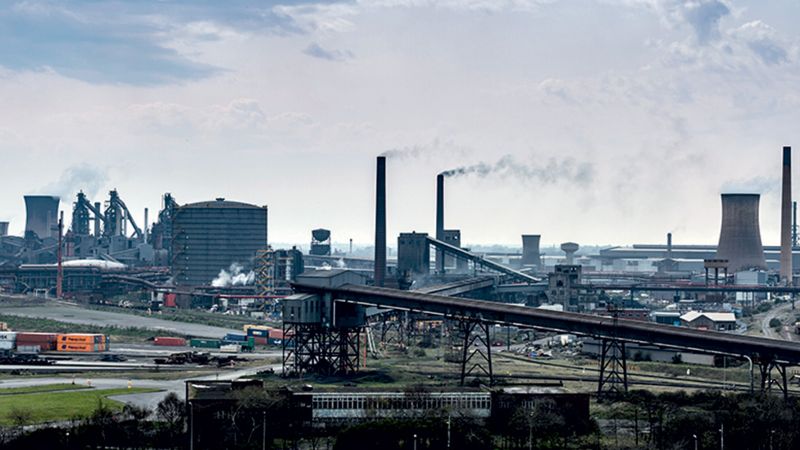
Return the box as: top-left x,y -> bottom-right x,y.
1,0 -> 799,247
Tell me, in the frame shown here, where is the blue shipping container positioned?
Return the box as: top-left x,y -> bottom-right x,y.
224,333 -> 247,342
247,329 -> 269,337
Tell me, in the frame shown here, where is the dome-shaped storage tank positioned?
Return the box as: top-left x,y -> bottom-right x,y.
171,199 -> 268,286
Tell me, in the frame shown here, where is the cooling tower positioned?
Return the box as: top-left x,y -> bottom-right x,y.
521,234 -> 541,267
374,156 -> 387,287
781,146 -> 792,283
715,193 -> 766,272
24,195 -> 60,239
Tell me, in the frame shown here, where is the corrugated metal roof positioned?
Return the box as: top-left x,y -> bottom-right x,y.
681,311 -> 736,323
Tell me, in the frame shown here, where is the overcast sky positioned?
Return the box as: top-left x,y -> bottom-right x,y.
1,0 -> 799,247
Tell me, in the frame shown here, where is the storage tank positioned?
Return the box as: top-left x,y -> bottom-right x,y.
171,198 -> 268,286
715,194 -> 767,272
24,195 -> 59,239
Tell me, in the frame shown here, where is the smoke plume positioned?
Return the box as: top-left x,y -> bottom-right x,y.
440,154 -> 593,187
40,165 -> 108,201
211,262 -> 255,287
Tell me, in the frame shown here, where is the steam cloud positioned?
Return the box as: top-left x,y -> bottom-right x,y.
211,262 -> 255,287
440,154 -> 593,187
40,165 -> 108,201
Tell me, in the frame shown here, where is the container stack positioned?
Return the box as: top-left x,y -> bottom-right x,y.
56,334 -> 108,353
15,332 -> 58,353
189,338 -> 221,349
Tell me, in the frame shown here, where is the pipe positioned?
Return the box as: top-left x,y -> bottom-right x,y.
781,146 -> 792,284
436,173 -> 445,273
374,156 -> 387,287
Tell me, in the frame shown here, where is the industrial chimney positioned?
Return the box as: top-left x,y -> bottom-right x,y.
521,235 -> 541,268
0,221 -> 8,237
781,146 -> 792,284
24,195 -> 60,239
374,156 -> 387,287
715,193 -> 767,273
435,174 -> 444,273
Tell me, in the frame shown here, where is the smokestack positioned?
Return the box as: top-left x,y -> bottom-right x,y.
24,195 -> 60,239
144,208 -> 149,243
781,146 -> 792,283
435,174 -> 444,273
667,232 -> 673,259
94,202 -> 101,237
374,156 -> 387,287
0,222 -> 8,237
715,193 -> 767,273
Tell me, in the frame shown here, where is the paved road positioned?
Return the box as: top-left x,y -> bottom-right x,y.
0,305 -> 240,338
0,362 -> 283,411
760,302 -> 797,340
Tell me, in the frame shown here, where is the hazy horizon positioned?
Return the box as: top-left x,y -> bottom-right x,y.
2,0 -> 799,247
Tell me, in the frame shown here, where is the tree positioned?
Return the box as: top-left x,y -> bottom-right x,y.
156,392 -> 185,430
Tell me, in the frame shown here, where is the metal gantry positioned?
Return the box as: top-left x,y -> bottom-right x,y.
282,322 -> 362,377
458,319 -> 493,386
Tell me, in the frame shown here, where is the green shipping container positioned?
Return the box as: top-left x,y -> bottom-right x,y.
190,339 -> 221,349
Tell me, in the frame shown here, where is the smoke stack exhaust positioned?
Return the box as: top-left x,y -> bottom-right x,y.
781,146 -> 792,284
667,232 -> 673,259
374,156 -> 387,287
435,174 -> 444,273
715,193 -> 767,272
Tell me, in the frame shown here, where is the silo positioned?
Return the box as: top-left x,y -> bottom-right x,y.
171,198 -> 268,286
24,195 -> 60,239
715,194 -> 766,272
521,234 -> 541,267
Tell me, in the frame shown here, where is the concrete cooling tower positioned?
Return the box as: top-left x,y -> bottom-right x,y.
24,195 -> 60,239
715,193 -> 766,273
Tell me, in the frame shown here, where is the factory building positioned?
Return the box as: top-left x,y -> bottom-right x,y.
172,199 -> 268,286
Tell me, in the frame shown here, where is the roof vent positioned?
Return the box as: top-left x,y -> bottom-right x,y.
215,197 -> 225,202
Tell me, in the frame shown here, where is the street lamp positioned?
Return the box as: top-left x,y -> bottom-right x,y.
693,434 -> 698,450
413,433 -> 417,450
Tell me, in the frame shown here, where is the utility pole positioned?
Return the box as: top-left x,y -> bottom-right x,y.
262,411 -> 266,450
719,423 -> 724,450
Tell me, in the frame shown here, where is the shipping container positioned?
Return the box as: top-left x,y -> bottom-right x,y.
154,337 -> 187,347
16,345 -> 41,354
57,343 -> 105,352
16,333 -> 57,352
219,344 -> 240,353
190,338 -> 221,349
57,334 -> 104,344
268,338 -> 283,346
164,293 -> 177,308
224,333 -> 247,342
246,328 -> 270,337
244,324 -> 271,333
0,341 -> 13,350
253,337 -> 268,346
0,332 -> 17,341
268,329 -> 284,340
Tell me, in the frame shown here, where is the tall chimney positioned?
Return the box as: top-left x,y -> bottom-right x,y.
667,232 -> 673,259
374,156 -> 387,287
435,174 -> 444,273
781,146 -> 792,283
715,193 -> 766,273
144,208 -> 149,243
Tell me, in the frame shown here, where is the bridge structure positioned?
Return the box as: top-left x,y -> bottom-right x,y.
291,282 -> 800,398
425,236 -> 540,284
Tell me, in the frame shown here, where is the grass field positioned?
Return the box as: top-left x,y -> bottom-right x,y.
0,383 -> 91,395
0,313 -> 184,342
0,385 -> 162,425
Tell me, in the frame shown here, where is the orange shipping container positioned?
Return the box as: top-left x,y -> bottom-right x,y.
58,343 -> 103,352
57,334 -> 104,344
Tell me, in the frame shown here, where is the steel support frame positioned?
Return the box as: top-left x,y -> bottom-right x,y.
598,338 -> 628,397
282,322 -> 362,377
759,359 -> 789,400
374,311 -> 408,347
458,319 -> 493,386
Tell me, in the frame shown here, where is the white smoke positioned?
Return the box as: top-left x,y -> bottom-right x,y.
211,262 -> 255,287
335,258 -> 346,268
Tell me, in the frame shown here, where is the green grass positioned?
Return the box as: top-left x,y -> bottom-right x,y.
0,314 -> 184,342
0,383 -> 91,395
0,385 -> 162,425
